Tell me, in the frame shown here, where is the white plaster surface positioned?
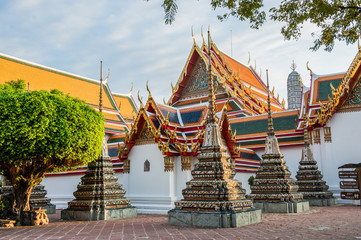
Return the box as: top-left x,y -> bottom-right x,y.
42,175 -> 82,209
124,144 -> 183,214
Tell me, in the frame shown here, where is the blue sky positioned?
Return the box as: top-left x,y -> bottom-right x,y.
0,0 -> 358,105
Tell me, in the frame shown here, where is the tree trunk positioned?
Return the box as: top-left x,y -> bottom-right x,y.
12,183 -> 33,213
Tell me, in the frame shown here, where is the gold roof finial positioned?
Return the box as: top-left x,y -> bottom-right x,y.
129,82 -> 133,93
306,61 -> 313,76
201,26 -> 205,47
224,96 -> 230,111
137,90 -> 143,109
171,82 -> 175,92
146,80 -> 152,98
247,51 -> 251,65
191,26 -> 196,45
291,60 -> 297,71
266,69 -> 275,136
104,68 -> 110,82
254,60 -> 257,71
163,97 -> 167,105
298,74 -> 303,88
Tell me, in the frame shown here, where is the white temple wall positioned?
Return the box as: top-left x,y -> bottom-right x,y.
234,172 -> 254,194
255,146 -> 301,179
317,111 -> 361,204
42,175 -> 81,209
174,156 -> 196,200
125,143 -> 177,214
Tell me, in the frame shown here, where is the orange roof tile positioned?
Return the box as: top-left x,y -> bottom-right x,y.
220,53 -> 265,91
0,54 -> 115,110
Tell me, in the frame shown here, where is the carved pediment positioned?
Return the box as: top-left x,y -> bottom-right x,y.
178,58 -> 223,101
339,77 -> 361,112
135,123 -> 154,145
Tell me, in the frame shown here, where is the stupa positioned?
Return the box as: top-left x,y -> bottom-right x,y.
0,181 -> 55,214
295,114 -> 337,206
168,31 -> 262,228
247,71 -> 309,213
61,62 -> 136,221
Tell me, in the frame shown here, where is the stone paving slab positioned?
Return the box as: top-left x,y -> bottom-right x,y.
0,205 -> 360,240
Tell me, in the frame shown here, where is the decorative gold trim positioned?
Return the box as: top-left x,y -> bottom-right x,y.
181,156 -> 192,171
307,131 -> 313,145
338,103 -> 361,112
313,129 -> 321,144
123,159 -> 130,173
164,156 -> 174,172
324,127 -> 332,143
308,46 -> 361,127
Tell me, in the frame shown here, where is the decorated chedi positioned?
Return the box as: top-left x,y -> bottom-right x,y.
168,31 -> 262,228
61,62 -> 136,221
247,71 -> 309,213
296,114 -> 337,206
0,180 -> 55,214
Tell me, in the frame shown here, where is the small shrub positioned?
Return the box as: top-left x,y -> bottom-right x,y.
248,175 -> 257,186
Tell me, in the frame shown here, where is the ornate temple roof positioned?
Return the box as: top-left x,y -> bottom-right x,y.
0,53 -> 137,136
297,45 -> 361,129
120,36 -> 295,173
167,37 -> 285,114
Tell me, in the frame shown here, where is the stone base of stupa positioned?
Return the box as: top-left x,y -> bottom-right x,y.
306,198 -> 337,207
32,204 -> 56,214
61,206 -> 137,221
168,208 -> 262,228
253,201 -> 309,213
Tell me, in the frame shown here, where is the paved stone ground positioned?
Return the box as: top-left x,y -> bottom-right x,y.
0,204 -> 360,240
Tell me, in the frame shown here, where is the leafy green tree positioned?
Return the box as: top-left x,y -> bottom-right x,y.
0,79 -> 26,92
0,80 -> 104,215
152,0 -> 361,51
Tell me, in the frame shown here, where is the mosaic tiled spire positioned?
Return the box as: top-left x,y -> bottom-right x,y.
247,71 -> 303,202
173,31 -> 254,212
295,115 -> 333,199
62,61 -> 134,220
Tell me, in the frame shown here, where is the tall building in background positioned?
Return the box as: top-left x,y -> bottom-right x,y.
287,62 -> 302,110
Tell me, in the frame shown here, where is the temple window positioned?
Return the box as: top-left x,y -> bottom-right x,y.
144,160 -> 150,172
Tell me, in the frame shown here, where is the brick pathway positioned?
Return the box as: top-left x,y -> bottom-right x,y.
0,205 -> 360,240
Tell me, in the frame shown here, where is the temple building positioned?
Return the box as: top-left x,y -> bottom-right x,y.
117,36 -> 294,213
1,35 -> 361,213
0,53 -> 137,208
